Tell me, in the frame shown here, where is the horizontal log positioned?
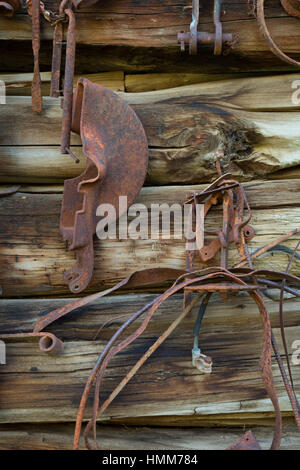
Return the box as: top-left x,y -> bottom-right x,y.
0,293 -> 299,425
0,422 -> 299,450
0,180 -> 299,297
1,74 -> 300,184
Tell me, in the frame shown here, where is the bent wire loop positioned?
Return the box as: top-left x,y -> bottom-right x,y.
60,78 -> 148,293
2,170 -> 299,450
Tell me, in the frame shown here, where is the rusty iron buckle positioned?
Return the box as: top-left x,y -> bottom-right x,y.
0,0 -> 21,16
178,0 -> 233,55
60,78 -> 148,293
256,0 -> 300,66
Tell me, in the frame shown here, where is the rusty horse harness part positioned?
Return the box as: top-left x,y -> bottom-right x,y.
255,0 -> 300,66
2,170 -> 300,450
27,0 -> 149,293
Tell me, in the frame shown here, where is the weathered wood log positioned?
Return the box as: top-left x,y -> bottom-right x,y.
1,74 -> 300,184
0,422 -> 299,450
0,294 -> 299,425
0,181 -> 299,297
125,72 -> 272,93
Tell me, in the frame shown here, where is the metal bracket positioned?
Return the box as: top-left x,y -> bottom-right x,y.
177,0 -> 233,55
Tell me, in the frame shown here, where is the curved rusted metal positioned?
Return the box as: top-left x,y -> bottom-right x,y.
60,78 -> 148,293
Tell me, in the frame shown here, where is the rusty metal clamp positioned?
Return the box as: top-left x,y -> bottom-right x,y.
60,78 -> 148,293
0,0 -> 21,16
256,0 -> 300,66
178,0 -> 233,55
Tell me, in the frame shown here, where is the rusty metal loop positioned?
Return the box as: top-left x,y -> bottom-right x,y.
0,0 -> 22,16
256,0 -> 300,66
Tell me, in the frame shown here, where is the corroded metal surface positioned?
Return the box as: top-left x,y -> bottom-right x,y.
60,78 -> 148,293
0,0 -> 21,16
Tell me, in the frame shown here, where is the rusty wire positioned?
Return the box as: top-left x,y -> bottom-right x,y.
1,168 -> 295,450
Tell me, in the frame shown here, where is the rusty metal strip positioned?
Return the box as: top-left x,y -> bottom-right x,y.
60,78 -> 148,293
60,7 -> 76,154
178,0 -> 233,55
227,431 -> 261,450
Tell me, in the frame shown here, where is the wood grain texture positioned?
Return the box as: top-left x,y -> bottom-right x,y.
0,293 -> 299,425
1,74 -> 300,184
0,180 -> 299,297
0,422 -> 299,450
